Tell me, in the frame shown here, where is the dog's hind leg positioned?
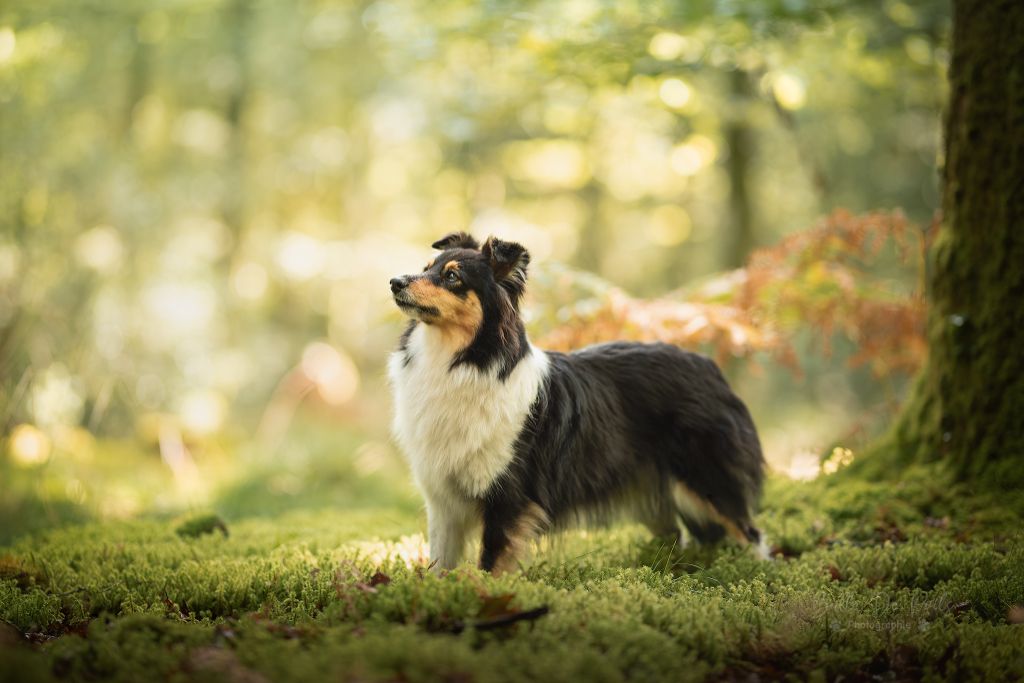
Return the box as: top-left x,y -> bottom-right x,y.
666,403 -> 766,557
671,481 -> 766,557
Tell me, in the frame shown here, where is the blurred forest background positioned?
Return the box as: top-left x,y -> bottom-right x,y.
1,0 -> 948,541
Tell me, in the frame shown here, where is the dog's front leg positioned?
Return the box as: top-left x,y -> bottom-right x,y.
426,497 -> 474,571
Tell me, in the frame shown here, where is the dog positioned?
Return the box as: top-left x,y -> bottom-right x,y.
388,232 -> 766,574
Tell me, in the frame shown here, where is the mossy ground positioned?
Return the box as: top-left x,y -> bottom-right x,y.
2,454 -> 1023,682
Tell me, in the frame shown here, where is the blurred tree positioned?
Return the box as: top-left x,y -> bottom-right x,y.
896,0 -> 1023,483
723,68 -> 755,268
222,0 -> 251,260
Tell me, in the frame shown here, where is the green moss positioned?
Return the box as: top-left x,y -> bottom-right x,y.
1,467 -> 1022,682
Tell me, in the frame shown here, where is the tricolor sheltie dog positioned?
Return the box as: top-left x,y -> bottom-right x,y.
389,232 -> 766,574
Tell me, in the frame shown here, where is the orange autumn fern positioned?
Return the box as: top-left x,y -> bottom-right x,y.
533,210 -> 934,378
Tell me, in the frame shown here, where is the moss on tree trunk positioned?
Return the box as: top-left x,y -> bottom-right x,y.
895,0 -> 1024,484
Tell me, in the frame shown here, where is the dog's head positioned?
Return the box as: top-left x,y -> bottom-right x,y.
389,232 -> 529,348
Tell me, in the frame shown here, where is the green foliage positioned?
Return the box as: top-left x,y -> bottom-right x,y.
2,465 -> 1022,682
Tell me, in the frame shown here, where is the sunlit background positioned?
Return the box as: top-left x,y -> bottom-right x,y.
0,0 -> 947,541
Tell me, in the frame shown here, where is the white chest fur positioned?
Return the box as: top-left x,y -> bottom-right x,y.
388,324 -> 548,501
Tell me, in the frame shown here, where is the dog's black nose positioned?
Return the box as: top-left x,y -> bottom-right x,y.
390,277 -> 407,294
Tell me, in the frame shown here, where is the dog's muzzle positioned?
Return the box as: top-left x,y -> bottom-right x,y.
390,275 -> 420,309
390,276 -> 410,294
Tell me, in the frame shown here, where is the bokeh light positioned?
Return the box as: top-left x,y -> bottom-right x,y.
8,424 -> 51,467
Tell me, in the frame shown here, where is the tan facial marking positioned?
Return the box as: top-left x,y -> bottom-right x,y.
673,482 -> 751,545
407,279 -> 483,352
443,260 -> 460,273
490,503 -> 549,575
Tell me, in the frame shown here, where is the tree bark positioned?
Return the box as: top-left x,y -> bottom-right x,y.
896,0 -> 1024,483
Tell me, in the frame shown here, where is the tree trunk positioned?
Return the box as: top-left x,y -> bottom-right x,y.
895,0 -> 1024,483
222,0 -> 251,268
723,69 -> 755,269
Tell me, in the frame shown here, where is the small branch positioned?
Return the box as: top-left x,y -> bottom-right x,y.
451,605 -> 550,634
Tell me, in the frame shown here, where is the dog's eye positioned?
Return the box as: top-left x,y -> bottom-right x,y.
445,270 -> 460,285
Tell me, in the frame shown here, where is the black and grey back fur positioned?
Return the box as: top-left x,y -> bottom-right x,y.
483,342 -> 765,568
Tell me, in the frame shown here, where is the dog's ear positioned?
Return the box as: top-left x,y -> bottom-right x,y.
481,236 -> 530,300
431,232 -> 479,251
